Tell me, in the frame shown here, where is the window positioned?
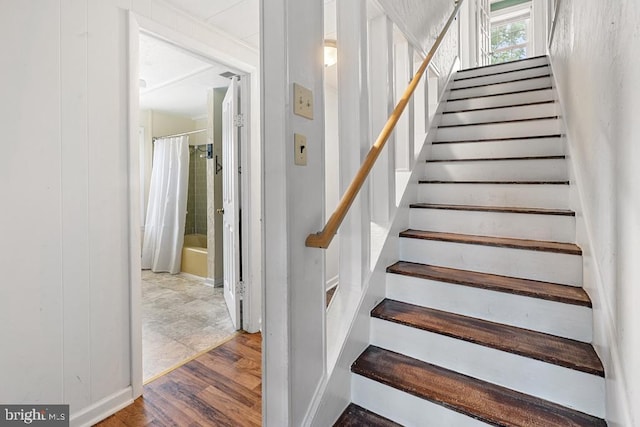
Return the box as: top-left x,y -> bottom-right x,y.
491,19 -> 529,63
489,0 -> 532,64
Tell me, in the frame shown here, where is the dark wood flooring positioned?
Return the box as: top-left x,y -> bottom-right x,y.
96,332 -> 262,427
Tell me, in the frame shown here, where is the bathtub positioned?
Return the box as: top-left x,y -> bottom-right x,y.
181,234 -> 208,277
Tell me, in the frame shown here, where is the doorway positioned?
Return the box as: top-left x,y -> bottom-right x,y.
488,0 -> 533,64
136,31 -> 249,382
475,0 -> 535,66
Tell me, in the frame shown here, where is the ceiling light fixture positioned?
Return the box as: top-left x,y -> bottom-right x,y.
324,39 -> 337,67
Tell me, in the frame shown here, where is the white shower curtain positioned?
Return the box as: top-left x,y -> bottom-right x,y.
142,136 -> 189,274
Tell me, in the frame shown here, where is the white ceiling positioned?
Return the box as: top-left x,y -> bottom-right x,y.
162,0 -> 260,49
140,0 -> 341,118
139,33 -> 240,119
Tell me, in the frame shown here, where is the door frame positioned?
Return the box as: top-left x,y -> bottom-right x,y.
127,11 -> 261,398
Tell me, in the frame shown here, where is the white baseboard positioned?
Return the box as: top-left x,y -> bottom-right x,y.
71,387 -> 133,427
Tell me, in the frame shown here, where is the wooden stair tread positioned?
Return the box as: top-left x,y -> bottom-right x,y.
427,155 -> 565,163
454,63 -> 550,82
433,133 -> 562,144
387,261 -> 589,306
444,99 -> 555,114
451,86 -> 553,101
333,404 -> 401,427
410,202 -> 575,216
451,74 -> 552,91
400,229 -> 582,255
372,299 -> 602,375
456,55 -> 548,75
439,116 -> 559,128
419,180 -> 569,184
352,346 -> 606,426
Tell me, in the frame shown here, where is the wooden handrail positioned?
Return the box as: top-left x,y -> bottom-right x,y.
306,0 -> 465,249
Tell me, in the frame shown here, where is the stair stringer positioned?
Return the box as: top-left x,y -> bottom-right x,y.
308,64 -> 458,427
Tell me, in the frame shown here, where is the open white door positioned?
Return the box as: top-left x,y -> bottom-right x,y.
478,0 -> 491,66
221,77 -> 241,329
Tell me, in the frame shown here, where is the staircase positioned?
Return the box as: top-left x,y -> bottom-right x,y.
334,56 -> 607,426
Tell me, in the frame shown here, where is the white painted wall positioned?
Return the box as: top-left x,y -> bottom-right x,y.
262,0 -> 326,424
0,1 -> 132,422
0,0 -> 65,406
149,110 -> 196,139
532,0 -> 548,56
369,14 -> 396,224
324,82 -> 340,290
0,0 -> 260,424
549,1 -> 640,425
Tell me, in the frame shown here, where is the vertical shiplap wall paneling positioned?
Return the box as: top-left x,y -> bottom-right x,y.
394,39 -> 412,172
369,14 -> 395,223
261,0 -> 291,423
337,0 -> 371,288
263,0 -> 326,423
61,0 -> 92,411
1,0 -> 267,423
412,61 -> 427,157
0,0 -> 64,403
87,0 -> 131,401
286,0 -> 326,422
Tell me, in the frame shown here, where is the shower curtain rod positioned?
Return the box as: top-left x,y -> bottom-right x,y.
152,129 -> 207,141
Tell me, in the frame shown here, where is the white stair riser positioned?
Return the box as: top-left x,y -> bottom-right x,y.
440,103 -> 557,126
452,65 -> 550,89
456,57 -> 549,80
371,319 -> 605,418
436,119 -> 561,142
352,374 -> 489,427
424,159 -> 567,181
386,274 -> 592,341
399,238 -> 582,285
409,208 -> 575,242
445,89 -> 554,112
431,138 -> 565,160
449,77 -> 551,100
418,183 -> 570,210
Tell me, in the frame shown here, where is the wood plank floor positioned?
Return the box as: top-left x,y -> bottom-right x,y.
96,332 -> 262,427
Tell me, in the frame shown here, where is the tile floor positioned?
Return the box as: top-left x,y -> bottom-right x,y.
142,270 -> 236,381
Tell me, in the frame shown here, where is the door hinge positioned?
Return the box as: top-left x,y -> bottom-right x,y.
238,281 -> 246,298
233,114 -> 245,127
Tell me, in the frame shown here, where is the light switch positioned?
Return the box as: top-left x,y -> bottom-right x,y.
294,133 -> 307,166
293,83 -> 314,120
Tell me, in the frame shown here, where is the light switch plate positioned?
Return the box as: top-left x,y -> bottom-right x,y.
293,83 -> 314,120
294,133 -> 307,166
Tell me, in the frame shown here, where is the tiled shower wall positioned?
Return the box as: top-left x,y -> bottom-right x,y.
185,146 -> 208,236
